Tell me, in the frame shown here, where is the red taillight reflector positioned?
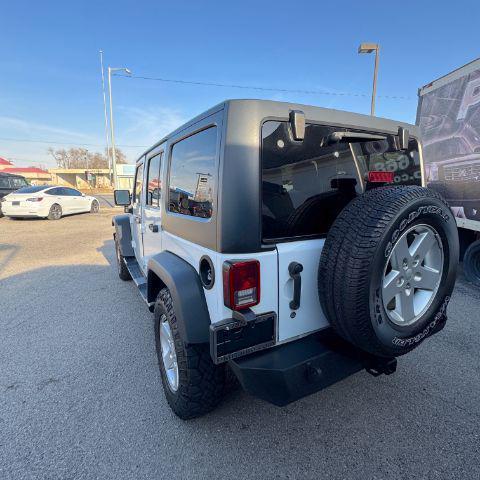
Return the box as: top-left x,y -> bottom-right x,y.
223,260 -> 260,311
368,171 -> 394,183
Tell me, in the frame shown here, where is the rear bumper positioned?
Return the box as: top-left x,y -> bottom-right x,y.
1,203 -> 47,217
229,330 -> 396,406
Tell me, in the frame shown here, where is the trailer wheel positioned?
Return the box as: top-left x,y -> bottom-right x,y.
463,239 -> 480,286
318,186 -> 459,357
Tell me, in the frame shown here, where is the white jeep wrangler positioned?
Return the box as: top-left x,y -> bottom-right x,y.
113,100 -> 458,419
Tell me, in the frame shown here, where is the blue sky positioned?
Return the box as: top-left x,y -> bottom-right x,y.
1,0 -> 479,167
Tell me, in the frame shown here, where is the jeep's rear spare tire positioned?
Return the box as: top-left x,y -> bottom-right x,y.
318,186 -> 459,357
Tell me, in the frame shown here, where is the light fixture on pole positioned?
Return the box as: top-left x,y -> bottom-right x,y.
358,43 -> 380,116
108,66 -> 132,189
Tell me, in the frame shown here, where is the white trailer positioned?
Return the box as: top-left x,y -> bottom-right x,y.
417,57 -> 480,285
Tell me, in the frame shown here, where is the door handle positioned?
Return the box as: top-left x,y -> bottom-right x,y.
148,223 -> 159,233
288,262 -> 303,310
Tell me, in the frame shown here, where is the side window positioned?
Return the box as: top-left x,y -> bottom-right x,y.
11,177 -> 27,188
133,163 -> 144,204
168,127 -> 217,219
46,188 -> 58,195
0,177 -> 11,188
146,153 -> 162,207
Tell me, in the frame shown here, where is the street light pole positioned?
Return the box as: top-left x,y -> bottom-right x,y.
358,43 -> 380,116
99,50 -> 111,182
107,66 -> 131,189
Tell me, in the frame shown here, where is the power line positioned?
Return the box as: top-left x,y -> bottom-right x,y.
0,137 -> 147,148
113,73 -> 412,100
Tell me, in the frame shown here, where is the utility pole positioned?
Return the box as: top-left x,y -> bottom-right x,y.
99,50 -> 111,183
107,66 -> 131,189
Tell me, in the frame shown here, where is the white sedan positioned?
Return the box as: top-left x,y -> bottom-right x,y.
1,185 -> 100,220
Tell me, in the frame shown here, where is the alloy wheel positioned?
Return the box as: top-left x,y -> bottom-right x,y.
382,224 -> 444,327
159,314 -> 179,391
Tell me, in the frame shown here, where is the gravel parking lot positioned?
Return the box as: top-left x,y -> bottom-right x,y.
1,209 -> 480,479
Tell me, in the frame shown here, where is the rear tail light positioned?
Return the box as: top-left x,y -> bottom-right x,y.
26,197 -> 44,202
223,260 -> 260,311
368,171 -> 394,183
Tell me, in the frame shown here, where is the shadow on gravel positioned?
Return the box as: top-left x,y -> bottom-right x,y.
0,243 -> 20,274
98,238 -> 116,267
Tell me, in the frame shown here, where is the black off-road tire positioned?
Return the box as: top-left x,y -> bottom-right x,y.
463,239 -> 480,286
318,186 -> 459,358
154,288 -> 226,419
47,203 -> 62,220
114,236 -> 131,281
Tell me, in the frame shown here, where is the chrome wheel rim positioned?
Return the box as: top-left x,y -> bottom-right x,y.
92,201 -> 99,212
382,224 -> 444,327
159,314 -> 179,391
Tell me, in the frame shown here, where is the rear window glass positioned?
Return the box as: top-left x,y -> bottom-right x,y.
261,121 -> 420,240
168,127 -> 217,219
0,178 -> 10,188
15,186 -> 48,194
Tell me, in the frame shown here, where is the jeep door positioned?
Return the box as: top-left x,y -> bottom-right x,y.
142,149 -> 164,269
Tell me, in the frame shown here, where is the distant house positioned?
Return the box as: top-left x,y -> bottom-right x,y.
0,157 -> 14,169
0,158 -> 51,185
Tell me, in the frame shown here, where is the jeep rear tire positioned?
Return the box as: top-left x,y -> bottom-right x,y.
318,186 -> 459,357
154,288 -> 226,419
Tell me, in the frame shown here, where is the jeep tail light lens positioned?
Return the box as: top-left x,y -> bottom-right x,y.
368,171 -> 394,183
223,260 -> 260,311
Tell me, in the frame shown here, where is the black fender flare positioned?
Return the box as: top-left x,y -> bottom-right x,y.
112,214 -> 134,257
147,251 -> 210,344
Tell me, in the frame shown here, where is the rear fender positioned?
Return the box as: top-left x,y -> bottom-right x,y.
147,251 -> 210,344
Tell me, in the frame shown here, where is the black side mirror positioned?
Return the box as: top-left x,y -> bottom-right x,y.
114,189 -> 131,206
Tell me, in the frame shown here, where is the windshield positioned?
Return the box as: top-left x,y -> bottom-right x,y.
15,185 -> 49,194
261,121 -> 420,240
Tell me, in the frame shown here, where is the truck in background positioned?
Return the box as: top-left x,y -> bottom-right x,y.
417,57 -> 480,285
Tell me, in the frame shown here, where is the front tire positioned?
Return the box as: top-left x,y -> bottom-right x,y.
47,203 -> 62,220
114,236 -> 131,281
154,288 -> 226,419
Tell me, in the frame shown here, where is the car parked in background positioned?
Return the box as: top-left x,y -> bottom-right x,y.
0,172 -> 29,217
1,185 -> 99,220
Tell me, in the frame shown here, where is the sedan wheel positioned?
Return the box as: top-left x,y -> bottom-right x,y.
90,200 -> 99,213
48,203 -> 62,220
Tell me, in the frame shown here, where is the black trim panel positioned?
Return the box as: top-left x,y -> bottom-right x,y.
229,330 -> 396,406
112,214 -> 134,257
147,251 -> 211,343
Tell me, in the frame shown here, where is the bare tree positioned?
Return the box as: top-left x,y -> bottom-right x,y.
47,147 -> 128,169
